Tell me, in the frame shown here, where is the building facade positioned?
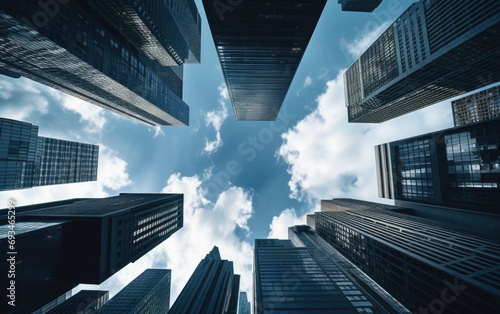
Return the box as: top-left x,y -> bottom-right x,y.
344,0 -> 500,122
0,118 -> 98,191
238,292 -> 250,314
46,290 -> 109,314
375,117 -> 500,214
254,232 -> 409,314
203,0 -> 326,120
338,0 -> 382,12
0,193 -> 182,313
0,0 -> 201,126
169,246 -> 240,314
313,199 -> 500,313
97,269 -> 171,313
452,85 -> 500,127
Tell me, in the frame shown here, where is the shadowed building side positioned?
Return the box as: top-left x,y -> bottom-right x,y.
203,0 -> 327,121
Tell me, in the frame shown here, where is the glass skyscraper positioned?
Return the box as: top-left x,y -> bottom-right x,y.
375,117 -> 500,214
0,118 -> 98,191
169,246 -> 240,314
344,0 -> 500,123
452,85 -> 500,127
312,199 -> 500,313
238,292 -> 251,314
253,234 -> 409,313
0,0 -> 201,126
97,269 -> 171,313
202,0 -> 327,120
0,193 -> 182,313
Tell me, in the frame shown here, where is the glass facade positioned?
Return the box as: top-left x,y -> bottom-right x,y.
344,0 -> 500,123
253,237 -> 404,314
0,220 -> 77,314
0,0 -> 201,126
376,117 -> 500,214
452,85 -> 500,126
46,290 -> 109,314
97,269 -> 170,314
314,203 -> 500,313
169,246 -> 240,314
0,118 -> 98,191
203,0 -> 326,120
238,292 -> 251,314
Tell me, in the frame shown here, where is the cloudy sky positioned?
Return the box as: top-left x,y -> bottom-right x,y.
2,0 -> 491,310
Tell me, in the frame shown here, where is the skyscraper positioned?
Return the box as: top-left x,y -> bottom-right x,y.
46,290 -> 109,314
0,193 -> 182,313
203,0 -> 327,120
452,85 -> 500,127
169,246 -> 240,314
254,233 -> 409,314
97,269 -> 171,313
344,0 -> 500,123
0,118 -> 98,191
238,292 -> 250,314
0,0 -> 201,126
375,117 -> 500,214
313,199 -> 500,313
337,0 -> 382,12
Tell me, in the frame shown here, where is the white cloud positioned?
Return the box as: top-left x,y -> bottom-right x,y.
0,144 -> 132,207
204,84 -> 229,154
277,70 -> 453,204
158,173 -> 254,304
268,208 -> 307,239
0,77 -> 49,120
98,145 -> 133,190
303,76 -> 313,88
148,126 -> 165,138
342,20 -> 392,59
54,92 -> 107,134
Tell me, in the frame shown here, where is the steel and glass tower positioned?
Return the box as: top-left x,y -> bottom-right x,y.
203,0 -> 326,120
46,290 -> 109,314
97,269 -> 171,313
0,118 -> 98,191
0,0 -> 201,126
238,292 -> 250,314
313,199 -> 500,313
344,0 -> 500,123
375,117 -> 500,214
0,193 -> 182,314
253,234 -> 409,314
169,246 -> 240,314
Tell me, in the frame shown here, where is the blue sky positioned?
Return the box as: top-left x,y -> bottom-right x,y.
2,0 -> 488,309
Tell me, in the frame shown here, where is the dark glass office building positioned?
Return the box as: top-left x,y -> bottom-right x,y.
452,85 -> 500,127
0,0 -> 201,126
0,193 -> 182,313
0,118 -> 98,191
46,290 -> 109,314
344,0 -> 500,123
313,199 -> 500,313
169,246 -> 240,314
98,269 -> 171,313
238,292 -> 251,314
203,0 -> 326,120
375,117 -> 500,214
338,0 -> 382,12
254,232 -> 409,314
